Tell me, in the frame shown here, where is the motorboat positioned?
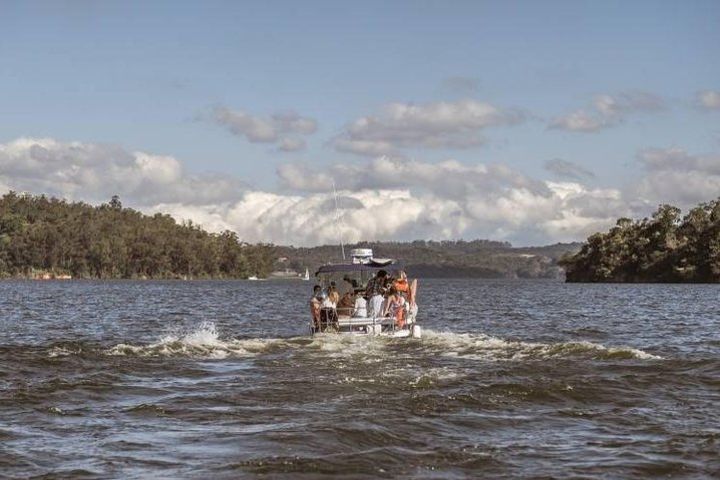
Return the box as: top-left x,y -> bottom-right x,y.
310,248 -> 421,338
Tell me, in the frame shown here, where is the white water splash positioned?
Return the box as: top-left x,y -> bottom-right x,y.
47,346 -> 83,358
106,322 -> 284,359
420,329 -> 662,360
305,332 -> 391,358
102,323 -> 660,361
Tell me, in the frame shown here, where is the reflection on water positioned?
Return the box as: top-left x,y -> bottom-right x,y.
0,279 -> 718,478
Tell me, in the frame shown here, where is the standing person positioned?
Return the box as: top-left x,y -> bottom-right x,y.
319,285 -> 338,331
326,284 -> 340,307
393,270 -> 410,299
394,270 -> 418,322
365,269 -> 388,318
309,285 -> 322,331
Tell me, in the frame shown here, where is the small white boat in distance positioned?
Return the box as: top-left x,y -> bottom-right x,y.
310,248 -> 421,339
302,268 -> 310,281
247,275 -> 259,281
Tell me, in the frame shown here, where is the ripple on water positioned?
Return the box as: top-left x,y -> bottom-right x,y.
0,279 -> 718,479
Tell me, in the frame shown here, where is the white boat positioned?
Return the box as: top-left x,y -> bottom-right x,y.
309,248 -> 421,339
302,268 -> 310,281
247,275 -> 259,281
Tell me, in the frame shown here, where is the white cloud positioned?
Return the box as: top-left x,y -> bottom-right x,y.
550,91 -> 664,132
210,106 -> 316,152
278,137 -> 307,152
697,90 -> 720,110
636,148 -> 720,206
0,137 -> 246,205
334,138 -> 398,157
9,137 -> 716,247
593,91 -> 663,116
549,110 -> 609,132
276,156 -> 622,245
278,156 -> 546,200
333,100 -> 525,156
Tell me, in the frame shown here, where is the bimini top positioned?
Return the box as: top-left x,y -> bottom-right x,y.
316,258 -> 403,275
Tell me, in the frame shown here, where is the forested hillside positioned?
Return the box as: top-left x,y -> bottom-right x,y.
0,191 -> 582,280
0,192 -> 275,279
276,240 -> 580,279
560,199 -> 720,282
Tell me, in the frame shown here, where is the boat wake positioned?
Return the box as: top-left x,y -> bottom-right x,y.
95,322 -> 663,361
420,329 -> 662,360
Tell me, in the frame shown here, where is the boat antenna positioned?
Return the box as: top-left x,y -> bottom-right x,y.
332,180 -> 346,260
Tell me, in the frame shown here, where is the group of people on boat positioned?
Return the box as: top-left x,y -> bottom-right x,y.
309,269 -> 418,332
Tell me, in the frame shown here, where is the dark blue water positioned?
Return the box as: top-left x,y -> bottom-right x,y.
1,279 -> 718,478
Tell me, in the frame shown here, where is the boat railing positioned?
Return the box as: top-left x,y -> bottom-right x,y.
310,303 -> 417,334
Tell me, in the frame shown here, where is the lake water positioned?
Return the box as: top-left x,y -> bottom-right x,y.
1,279 -> 718,478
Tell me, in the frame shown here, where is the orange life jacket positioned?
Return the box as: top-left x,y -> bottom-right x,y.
394,279 -> 409,293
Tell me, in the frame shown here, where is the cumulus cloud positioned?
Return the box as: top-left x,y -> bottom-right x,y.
277,156 -> 624,245
278,156 -> 548,200
15,137 -> 719,247
636,147 -> 720,206
550,91 -> 664,132
696,90 -> 720,110
210,106 -> 316,152
0,137 -> 632,246
333,100 -> 525,156
153,183 -> 623,247
278,137 -> 307,152
0,137 -> 246,206
544,158 -> 595,180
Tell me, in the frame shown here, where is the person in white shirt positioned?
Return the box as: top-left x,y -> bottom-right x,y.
352,295 -> 368,317
321,293 -> 336,309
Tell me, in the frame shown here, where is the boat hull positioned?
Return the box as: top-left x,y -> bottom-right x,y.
310,318 -> 421,339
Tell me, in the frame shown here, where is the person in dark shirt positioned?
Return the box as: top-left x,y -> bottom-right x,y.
365,270 -> 388,297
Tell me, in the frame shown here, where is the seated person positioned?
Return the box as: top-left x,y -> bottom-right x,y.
337,291 -> 355,317
352,294 -> 368,317
383,286 -> 407,328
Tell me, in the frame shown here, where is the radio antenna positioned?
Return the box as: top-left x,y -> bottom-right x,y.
332,180 -> 346,260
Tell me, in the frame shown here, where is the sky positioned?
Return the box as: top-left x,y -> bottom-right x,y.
0,0 -> 718,246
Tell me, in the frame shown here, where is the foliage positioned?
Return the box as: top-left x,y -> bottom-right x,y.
276,240 -> 581,279
560,199 -> 720,282
0,192 -> 275,279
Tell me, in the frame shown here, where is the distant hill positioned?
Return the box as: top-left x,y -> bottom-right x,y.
0,191 -> 583,280
275,240 -> 581,279
0,192 -> 275,279
560,198 -> 720,283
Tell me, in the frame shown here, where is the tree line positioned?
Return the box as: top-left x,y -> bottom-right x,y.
276,240 -> 580,279
560,198 -> 720,282
0,192 -> 275,279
